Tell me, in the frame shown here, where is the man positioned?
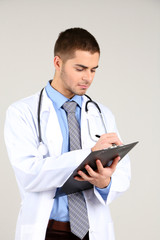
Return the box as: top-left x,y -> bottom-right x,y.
4,28 -> 131,240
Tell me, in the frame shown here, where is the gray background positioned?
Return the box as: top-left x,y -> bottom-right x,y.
0,0 -> 159,239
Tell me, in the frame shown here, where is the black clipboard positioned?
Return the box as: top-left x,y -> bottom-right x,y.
56,141 -> 138,197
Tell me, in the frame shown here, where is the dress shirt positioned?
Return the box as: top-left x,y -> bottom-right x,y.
45,81 -> 111,221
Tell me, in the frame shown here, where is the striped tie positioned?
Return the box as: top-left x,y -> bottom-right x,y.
63,101 -> 89,240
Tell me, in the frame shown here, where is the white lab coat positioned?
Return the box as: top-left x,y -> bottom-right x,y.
4,89 -> 131,240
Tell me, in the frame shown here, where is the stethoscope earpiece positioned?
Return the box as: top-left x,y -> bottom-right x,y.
38,142 -> 48,156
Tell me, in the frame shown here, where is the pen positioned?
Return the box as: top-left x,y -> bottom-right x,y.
95,134 -> 100,138
95,134 -> 117,148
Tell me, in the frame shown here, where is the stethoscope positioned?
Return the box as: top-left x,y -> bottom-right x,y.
37,88 -> 107,156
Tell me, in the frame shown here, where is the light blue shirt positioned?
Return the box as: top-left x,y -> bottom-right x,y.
45,81 -> 111,221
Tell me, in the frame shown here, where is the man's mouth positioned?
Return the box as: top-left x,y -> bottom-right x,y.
78,83 -> 89,89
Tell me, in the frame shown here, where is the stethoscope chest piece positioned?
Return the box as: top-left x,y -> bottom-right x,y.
38,142 -> 48,156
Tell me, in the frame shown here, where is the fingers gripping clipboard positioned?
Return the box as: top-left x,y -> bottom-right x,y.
56,142 -> 138,197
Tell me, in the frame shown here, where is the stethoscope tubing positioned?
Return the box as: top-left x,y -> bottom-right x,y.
37,88 -> 44,143
37,88 -> 107,146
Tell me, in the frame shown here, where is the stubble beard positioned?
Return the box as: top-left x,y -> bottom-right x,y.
60,66 -> 87,97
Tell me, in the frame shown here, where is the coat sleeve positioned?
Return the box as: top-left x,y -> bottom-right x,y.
92,103 -> 131,205
4,103 -> 90,193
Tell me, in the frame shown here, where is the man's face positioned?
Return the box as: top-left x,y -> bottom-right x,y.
56,50 -> 100,98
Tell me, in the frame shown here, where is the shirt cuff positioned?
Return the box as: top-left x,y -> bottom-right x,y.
95,178 -> 112,201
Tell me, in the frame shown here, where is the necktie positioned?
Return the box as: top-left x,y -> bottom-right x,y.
63,101 -> 89,240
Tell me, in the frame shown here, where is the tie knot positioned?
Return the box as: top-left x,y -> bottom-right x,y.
63,101 -> 77,113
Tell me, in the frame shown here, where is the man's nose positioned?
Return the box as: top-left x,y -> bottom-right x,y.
82,70 -> 92,81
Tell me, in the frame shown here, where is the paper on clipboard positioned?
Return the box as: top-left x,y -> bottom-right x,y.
56,141 -> 138,197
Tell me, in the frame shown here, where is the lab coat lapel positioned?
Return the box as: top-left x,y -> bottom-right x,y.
40,89 -> 63,156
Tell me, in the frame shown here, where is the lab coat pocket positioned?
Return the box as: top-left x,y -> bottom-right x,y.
21,224 -> 34,239
21,224 -> 45,240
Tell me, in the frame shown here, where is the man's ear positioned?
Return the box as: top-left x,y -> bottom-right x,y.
54,56 -> 62,71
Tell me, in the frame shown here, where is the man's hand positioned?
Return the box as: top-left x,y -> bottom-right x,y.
74,133 -> 122,188
74,156 -> 120,188
92,133 -> 122,152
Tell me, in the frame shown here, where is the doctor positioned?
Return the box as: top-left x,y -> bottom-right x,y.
4,28 -> 131,240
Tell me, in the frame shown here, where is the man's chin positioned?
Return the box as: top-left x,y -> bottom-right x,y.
76,89 -> 88,96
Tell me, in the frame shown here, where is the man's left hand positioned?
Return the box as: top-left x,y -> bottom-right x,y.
74,156 -> 120,188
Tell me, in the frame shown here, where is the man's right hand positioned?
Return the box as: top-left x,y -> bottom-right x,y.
91,133 -> 122,152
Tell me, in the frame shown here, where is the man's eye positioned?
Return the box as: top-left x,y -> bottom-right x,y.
76,68 -> 83,72
91,69 -> 96,73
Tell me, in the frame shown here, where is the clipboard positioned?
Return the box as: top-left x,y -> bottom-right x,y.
56,141 -> 138,197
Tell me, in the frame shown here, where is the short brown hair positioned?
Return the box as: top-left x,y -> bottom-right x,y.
54,28 -> 100,61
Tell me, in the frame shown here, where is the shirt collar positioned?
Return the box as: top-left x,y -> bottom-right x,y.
45,80 -> 83,109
